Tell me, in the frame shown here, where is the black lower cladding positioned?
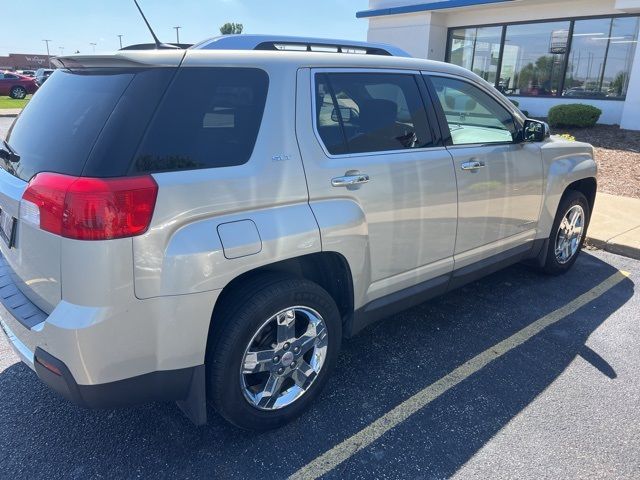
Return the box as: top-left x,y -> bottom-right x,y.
346,239 -> 545,337
0,252 -> 48,329
33,347 -> 201,409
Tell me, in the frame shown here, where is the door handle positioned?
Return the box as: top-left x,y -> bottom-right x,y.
460,160 -> 485,171
331,173 -> 370,187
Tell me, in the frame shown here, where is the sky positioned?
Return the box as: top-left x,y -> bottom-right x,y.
0,0 -> 370,56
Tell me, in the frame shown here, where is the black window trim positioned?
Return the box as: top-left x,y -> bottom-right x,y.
311,67 -> 445,159
424,72 -> 525,148
445,12 -> 640,101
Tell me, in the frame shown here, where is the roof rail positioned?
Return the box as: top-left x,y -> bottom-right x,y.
191,34 -> 411,57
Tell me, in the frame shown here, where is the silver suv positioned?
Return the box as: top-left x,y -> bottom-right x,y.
0,36 -> 596,430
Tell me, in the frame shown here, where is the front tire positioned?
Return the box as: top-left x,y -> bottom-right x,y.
206,274 -> 341,430
9,86 -> 27,99
541,190 -> 590,275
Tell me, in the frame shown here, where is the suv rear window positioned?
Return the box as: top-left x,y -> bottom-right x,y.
4,67 -> 269,181
5,70 -> 138,181
132,67 -> 269,173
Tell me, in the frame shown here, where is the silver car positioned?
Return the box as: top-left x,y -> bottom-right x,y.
0,36 -> 596,430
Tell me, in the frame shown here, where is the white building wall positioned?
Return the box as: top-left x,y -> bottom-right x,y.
363,0 -> 640,128
514,98 -> 625,125
621,19 -> 640,128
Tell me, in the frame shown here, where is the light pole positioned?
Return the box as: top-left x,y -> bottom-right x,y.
90,42 -> 97,53
59,47 -> 64,56
117,34 -> 124,49
173,26 -> 181,44
42,39 -> 52,68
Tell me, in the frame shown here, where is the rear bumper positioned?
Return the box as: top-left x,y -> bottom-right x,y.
33,347 -> 201,409
0,315 -> 35,369
0,245 -> 218,414
0,308 -> 202,409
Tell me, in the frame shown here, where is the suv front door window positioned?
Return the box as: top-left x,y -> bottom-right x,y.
426,74 -> 543,267
430,75 -> 517,145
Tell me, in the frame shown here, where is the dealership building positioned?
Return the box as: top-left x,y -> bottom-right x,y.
358,0 -> 640,129
0,53 -> 53,71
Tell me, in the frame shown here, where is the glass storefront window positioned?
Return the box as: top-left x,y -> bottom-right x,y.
564,16 -> 639,98
446,15 -> 639,100
449,26 -> 503,84
602,16 -> 639,98
500,21 -> 570,96
564,18 -> 613,98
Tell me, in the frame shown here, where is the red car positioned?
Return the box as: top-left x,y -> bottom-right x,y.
0,71 -> 38,99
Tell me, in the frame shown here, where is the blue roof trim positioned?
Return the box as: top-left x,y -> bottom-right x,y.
356,0 -> 514,19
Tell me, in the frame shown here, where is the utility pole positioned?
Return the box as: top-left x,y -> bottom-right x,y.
59,46 -> 64,56
42,39 -> 52,68
173,26 -> 181,44
90,42 -> 97,53
117,34 -> 124,49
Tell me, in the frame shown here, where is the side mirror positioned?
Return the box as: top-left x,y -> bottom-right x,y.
522,119 -> 550,142
331,107 -> 353,123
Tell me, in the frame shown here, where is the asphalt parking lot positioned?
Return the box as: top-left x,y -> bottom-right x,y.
0,248 -> 638,479
1,116 -> 639,478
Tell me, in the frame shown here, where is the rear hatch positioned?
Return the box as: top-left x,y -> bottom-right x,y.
0,52 -> 183,314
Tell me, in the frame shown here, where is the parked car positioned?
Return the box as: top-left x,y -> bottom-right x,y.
0,71 -> 38,99
17,70 -> 36,77
34,68 -> 54,86
0,35 -> 597,430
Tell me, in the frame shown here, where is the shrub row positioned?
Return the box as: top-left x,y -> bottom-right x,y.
509,100 -> 602,128
548,104 -> 602,128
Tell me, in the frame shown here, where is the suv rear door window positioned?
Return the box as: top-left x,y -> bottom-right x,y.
315,72 -> 433,155
133,67 -> 269,173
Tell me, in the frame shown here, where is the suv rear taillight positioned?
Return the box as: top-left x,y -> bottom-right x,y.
20,173 -> 158,240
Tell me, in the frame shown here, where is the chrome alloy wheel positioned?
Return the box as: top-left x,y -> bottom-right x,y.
555,204 -> 585,264
240,306 -> 328,410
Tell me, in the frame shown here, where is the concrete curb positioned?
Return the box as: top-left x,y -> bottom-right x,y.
586,234 -> 640,261
586,193 -> 640,261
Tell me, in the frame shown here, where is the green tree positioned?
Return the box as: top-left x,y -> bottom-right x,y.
220,22 -> 244,35
610,72 -> 628,97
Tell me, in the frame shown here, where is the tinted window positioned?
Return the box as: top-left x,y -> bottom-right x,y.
133,68 -> 269,173
316,72 -> 433,155
5,69 -> 136,181
430,76 -> 516,145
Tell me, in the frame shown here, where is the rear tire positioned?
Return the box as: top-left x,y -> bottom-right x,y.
541,190 -> 590,275
206,273 -> 341,430
9,86 -> 27,99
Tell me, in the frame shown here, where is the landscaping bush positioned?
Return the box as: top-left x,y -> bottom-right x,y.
548,104 -> 602,128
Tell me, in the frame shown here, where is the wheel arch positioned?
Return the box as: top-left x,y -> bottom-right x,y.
206,252 -> 355,350
564,177 -> 597,218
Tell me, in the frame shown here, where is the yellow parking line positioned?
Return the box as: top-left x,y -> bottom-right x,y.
289,270 -> 630,480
